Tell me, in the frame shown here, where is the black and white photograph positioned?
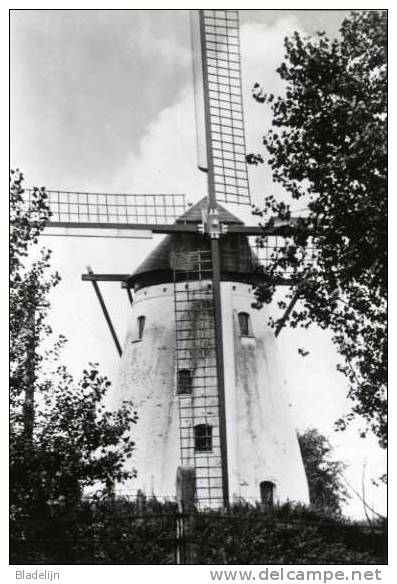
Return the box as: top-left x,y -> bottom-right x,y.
9,6 -> 388,571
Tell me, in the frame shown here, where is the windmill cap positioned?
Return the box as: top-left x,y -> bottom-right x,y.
128,196 -> 261,290
176,196 -> 243,224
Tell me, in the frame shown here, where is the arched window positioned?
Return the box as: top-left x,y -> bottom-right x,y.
238,312 -> 250,336
194,424 -> 212,452
137,315 -> 146,340
260,480 -> 275,509
177,369 -> 192,395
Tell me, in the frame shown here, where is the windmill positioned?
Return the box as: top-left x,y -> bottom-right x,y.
27,10 -> 310,510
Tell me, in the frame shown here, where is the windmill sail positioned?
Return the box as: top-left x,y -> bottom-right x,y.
195,9 -> 251,206
25,189 -> 186,237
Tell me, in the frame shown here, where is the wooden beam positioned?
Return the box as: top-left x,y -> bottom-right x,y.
126,288 -> 133,305
210,237 -> 230,509
228,221 -> 313,237
45,219 -> 313,238
86,266 -> 123,357
82,273 -> 129,282
46,221 -> 198,234
274,288 -> 301,337
200,7 -> 230,508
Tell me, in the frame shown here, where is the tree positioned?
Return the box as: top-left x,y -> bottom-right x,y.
298,428 -> 349,516
10,170 -> 137,550
250,11 -> 387,447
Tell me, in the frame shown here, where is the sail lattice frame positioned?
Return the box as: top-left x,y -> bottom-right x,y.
25,189 -> 186,226
201,9 -> 251,206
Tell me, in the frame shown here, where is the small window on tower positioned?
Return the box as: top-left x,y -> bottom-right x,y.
137,315 -> 146,340
260,480 -> 275,509
194,424 -> 212,452
177,369 -> 192,395
238,312 -> 251,336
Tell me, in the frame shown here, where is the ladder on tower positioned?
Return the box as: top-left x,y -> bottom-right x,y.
172,250 -> 223,509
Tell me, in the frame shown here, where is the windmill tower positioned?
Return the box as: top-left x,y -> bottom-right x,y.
29,9 -> 310,509
114,196 -> 309,508
111,9 -> 309,509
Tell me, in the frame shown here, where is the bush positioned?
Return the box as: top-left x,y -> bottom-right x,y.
191,503 -> 386,564
10,499 -> 386,565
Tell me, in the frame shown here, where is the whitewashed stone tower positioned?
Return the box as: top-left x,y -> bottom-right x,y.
113,197 -> 309,508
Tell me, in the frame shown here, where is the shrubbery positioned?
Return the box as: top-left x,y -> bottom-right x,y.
192,502 -> 386,564
11,497 -> 177,565
11,499 -> 386,565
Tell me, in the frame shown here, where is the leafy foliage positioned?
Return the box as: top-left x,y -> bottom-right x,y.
11,497 -> 177,565
10,170 -> 137,557
10,170 -> 60,427
10,499 -> 386,565
298,428 -> 349,515
193,503 -> 386,564
249,11 -> 387,446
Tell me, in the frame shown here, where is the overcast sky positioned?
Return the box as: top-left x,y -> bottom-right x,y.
10,9 -> 386,518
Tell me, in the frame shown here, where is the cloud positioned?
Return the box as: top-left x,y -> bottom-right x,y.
130,28 -> 192,69
241,18 -> 301,94
239,18 -> 307,212
112,85 -> 207,202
